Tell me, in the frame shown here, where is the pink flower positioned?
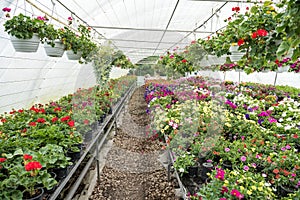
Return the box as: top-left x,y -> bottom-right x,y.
243,165 -> 249,171
37,16 -> 45,21
220,198 -> 227,200
2,7 -> 11,12
230,189 -> 243,199
268,117 -> 277,123
221,186 -> 228,194
286,144 -> 291,150
225,147 -> 230,152
68,17 -> 73,21
215,168 -> 225,181
241,156 -> 246,162
169,55 -> 174,59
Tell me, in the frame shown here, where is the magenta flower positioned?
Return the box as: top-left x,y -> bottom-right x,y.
286,144 -> 291,150
258,111 -> 270,117
220,198 -> 227,200
268,117 -> 277,123
215,168 -> 225,181
169,55 -> 174,59
221,186 -> 229,194
251,163 -> 257,168
281,147 -> 286,151
292,173 -> 296,177
68,16 -> 73,21
2,7 -> 11,12
37,16 -> 45,21
243,165 -> 249,171
225,147 -> 230,152
230,189 -> 244,199
241,156 -> 246,162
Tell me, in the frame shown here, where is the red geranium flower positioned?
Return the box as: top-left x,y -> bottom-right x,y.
252,32 -> 258,39
0,158 -> 6,162
23,154 -> 33,161
29,122 -> 37,127
181,59 -> 187,63
83,119 -> 90,125
257,29 -> 268,37
238,38 -> 244,46
25,161 -> 42,171
54,107 -> 62,112
61,116 -> 71,122
68,120 -> 75,128
37,118 -> 46,123
18,109 -> 24,113
1,118 -> 7,123
52,117 -> 59,123
273,168 -> 279,174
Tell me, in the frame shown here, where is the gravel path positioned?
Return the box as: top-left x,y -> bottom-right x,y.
90,87 -> 176,200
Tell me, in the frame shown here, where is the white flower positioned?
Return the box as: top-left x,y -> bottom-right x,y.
285,125 -> 292,130
276,123 -> 283,127
179,168 -> 185,173
286,117 -> 292,121
269,107 -> 274,111
282,112 -> 287,117
279,118 -> 284,122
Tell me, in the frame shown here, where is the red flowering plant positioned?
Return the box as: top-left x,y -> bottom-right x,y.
158,51 -> 195,76
1,150 -> 56,199
212,1 -> 281,74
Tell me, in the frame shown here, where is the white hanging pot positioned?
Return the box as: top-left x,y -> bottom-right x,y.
207,55 -> 216,66
44,40 -> 65,57
277,65 -> 290,73
10,33 -> 40,53
214,55 -> 227,65
200,57 -> 210,67
229,45 -> 243,62
66,50 -> 82,60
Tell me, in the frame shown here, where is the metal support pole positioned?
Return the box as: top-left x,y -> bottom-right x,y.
274,72 -> 278,86
223,72 -> 226,81
95,137 -> 101,183
238,71 -> 241,84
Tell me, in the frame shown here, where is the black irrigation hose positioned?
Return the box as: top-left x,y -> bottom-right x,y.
49,82 -> 137,200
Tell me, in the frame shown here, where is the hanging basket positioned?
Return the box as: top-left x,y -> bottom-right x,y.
277,65 -> 290,73
229,45 -> 243,62
214,55 -> 227,65
10,34 -> 40,53
44,41 -> 65,57
66,50 -> 82,60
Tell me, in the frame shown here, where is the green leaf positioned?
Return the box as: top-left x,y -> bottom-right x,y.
276,41 -> 290,56
13,148 -> 23,156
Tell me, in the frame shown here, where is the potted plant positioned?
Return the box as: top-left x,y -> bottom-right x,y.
61,25 -> 98,63
3,13 -> 47,52
42,25 -> 65,57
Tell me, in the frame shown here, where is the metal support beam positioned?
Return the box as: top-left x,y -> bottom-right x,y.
91,25 -> 214,34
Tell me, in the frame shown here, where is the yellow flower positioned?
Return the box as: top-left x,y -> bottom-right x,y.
247,190 -> 252,195
175,119 -> 179,123
237,115 -> 241,120
225,123 -> 232,127
258,187 -> 263,191
240,186 -> 245,191
266,10 -> 271,14
164,125 -> 169,130
161,129 -> 165,133
251,186 -> 257,190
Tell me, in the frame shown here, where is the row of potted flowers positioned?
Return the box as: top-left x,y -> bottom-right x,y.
144,76 -> 300,199
0,75 -> 136,199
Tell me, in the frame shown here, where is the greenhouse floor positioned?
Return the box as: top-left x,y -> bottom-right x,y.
83,87 -> 177,199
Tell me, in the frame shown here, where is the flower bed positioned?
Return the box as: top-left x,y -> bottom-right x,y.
0,75 -> 136,199
145,76 -> 300,199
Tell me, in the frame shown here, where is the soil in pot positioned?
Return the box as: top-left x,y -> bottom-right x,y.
277,185 -> 297,197
222,160 -> 233,170
23,187 -> 44,200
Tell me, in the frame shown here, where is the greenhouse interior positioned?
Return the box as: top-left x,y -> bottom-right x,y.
0,0 -> 299,199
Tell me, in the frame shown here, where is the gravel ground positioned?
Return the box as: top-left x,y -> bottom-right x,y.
89,87 -> 176,200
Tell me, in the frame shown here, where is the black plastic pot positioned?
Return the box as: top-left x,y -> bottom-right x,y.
52,167 -> 68,181
67,149 -> 81,163
222,160 -> 232,170
187,166 -> 198,178
201,162 -> 213,181
278,185 -> 296,197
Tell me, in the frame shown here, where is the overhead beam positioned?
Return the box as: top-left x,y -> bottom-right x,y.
91,25 -> 214,34
109,38 -> 190,45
